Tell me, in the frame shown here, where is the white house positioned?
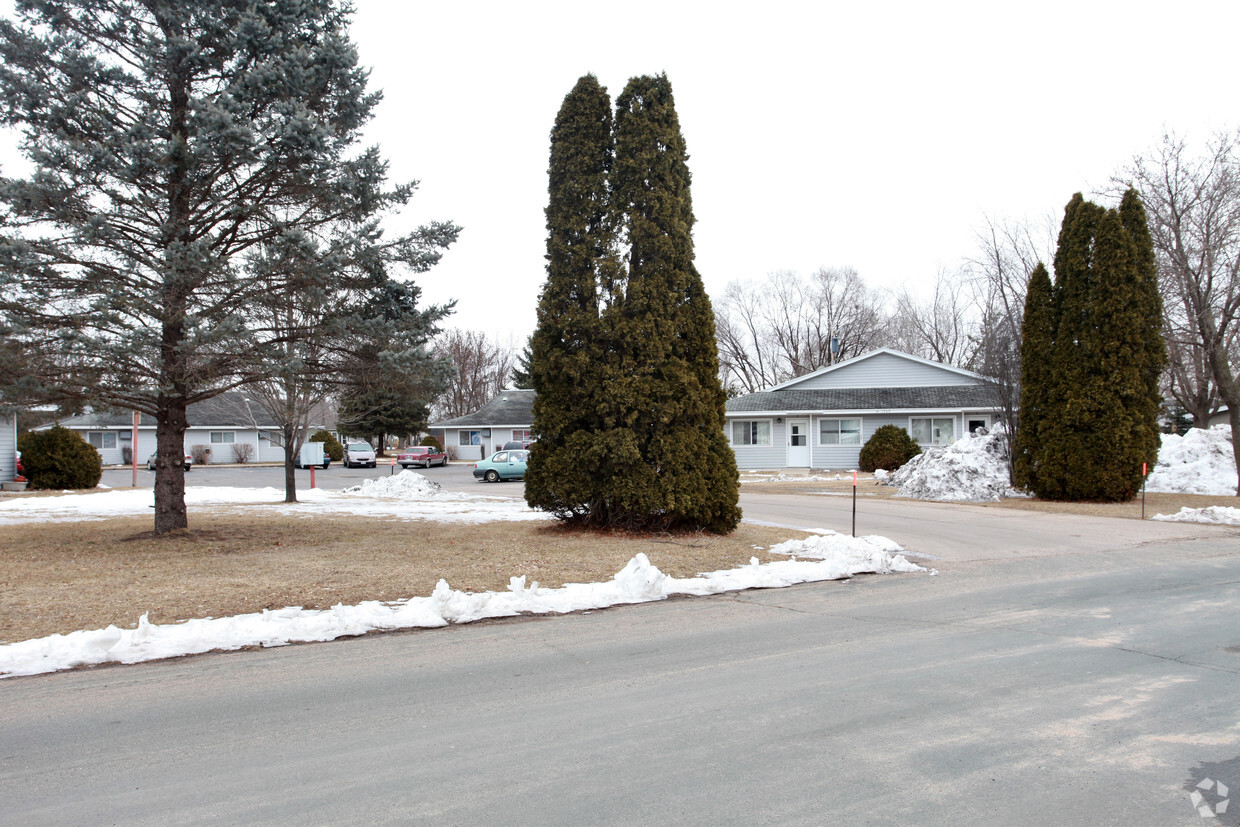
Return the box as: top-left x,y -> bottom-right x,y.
1,413 -> 16,481
725,349 -> 1000,470
431,389 -> 534,461
37,392 -> 333,465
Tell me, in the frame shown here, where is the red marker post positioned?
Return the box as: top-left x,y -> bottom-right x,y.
1141,462 -> 1147,520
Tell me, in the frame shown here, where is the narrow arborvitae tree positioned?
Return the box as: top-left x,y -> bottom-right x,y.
1012,263 -> 1055,490
1029,193 -> 1166,500
601,74 -> 740,532
1118,188 -> 1167,475
524,74 -> 616,520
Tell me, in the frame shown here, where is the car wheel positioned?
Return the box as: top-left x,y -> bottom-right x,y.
485,469 -> 499,483
322,461 -> 329,469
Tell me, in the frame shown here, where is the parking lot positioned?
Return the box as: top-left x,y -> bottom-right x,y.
100,458 -> 522,497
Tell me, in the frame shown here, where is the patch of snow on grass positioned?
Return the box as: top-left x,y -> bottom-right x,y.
0,546 -> 929,678
886,426 -> 1015,502
1146,426 -> 1236,496
1152,506 -> 1240,526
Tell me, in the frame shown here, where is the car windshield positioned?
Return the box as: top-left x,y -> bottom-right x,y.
348,443 -> 372,451
405,447 -> 427,454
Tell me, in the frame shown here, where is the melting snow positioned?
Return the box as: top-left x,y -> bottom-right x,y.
1146,426 -> 1236,496
0,544 -> 930,679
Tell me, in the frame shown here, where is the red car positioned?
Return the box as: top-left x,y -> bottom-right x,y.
397,445 -> 448,469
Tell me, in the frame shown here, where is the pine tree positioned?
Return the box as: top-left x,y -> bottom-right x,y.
1012,263 -> 1055,490
0,1 -> 457,533
603,74 -> 740,532
524,75 -> 616,520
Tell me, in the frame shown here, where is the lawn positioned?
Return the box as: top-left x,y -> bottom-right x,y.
0,512 -> 803,645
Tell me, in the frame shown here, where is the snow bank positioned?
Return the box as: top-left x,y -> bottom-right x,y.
1152,506 -> 1240,526
741,472 -> 859,483
0,482 -> 547,526
341,470 -> 444,498
0,543 -> 929,679
887,426 -> 1017,502
1145,426 -> 1236,496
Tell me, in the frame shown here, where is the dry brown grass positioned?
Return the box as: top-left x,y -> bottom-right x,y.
742,474 -> 1238,518
0,512 -> 801,645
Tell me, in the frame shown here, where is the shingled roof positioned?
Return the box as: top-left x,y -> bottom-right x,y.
433,389 -> 535,428
43,392 -> 333,429
725,384 -> 998,413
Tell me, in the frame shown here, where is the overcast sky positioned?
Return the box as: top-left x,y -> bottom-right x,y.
4,2 -> 1237,350
346,1 -> 1239,347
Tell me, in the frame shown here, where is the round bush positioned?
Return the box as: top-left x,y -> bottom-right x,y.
17,426 -> 104,490
309,430 -> 344,462
419,434 -> 444,450
859,424 -> 921,472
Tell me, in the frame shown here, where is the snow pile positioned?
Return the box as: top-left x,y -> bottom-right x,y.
0,543 -> 929,678
341,470 -> 444,498
768,530 -> 930,574
887,425 -> 1016,502
1145,426 -> 1236,496
1152,506 -> 1240,526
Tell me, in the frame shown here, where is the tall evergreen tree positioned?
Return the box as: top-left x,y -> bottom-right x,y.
601,74 -> 740,532
1118,188 -> 1167,476
525,73 -> 740,533
1012,263 -> 1055,490
0,1 -> 457,533
524,74 -> 616,520
1027,193 -> 1165,501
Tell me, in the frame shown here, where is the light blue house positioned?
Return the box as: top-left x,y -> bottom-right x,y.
1,413 -> 16,481
725,349 -> 1000,470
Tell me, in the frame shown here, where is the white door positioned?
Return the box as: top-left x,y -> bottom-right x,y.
787,419 -> 811,467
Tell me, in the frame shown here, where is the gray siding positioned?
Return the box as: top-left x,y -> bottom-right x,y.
0,415 -> 15,480
789,351 -> 978,390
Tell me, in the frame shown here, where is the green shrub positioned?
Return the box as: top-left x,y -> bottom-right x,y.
859,425 -> 921,472
309,430 -> 344,461
419,434 -> 443,450
17,426 -> 103,490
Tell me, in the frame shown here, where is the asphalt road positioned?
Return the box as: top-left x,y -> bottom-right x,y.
11,467 -> 1233,824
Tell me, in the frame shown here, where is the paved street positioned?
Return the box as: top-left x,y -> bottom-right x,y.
15,466 -> 1235,824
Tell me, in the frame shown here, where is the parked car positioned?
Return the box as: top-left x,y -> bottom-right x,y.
397,445 -> 447,468
147,451 -> 193,471
472,449 -> 529,482
501,440 -> 532,450
344,441 -> 377,468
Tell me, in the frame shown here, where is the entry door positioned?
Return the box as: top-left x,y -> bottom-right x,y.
787,419 -> 811,467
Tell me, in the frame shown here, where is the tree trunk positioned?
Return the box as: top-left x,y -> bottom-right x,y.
283,424 -> 298,504
153,398 -> 189,533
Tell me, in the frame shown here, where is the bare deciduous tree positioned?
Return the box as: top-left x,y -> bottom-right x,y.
1123,130 -> 1240,492
715,268 -> 886,392
434,329 -> 517,419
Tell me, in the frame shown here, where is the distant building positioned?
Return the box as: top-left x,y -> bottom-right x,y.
431,390 -> 534,461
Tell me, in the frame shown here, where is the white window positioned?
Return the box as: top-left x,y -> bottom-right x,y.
210,431 -> 235,444
511,429 -> 532,444
819,418 -> 861,445
910,417 -> 955,446
459,430 -> 481,446
87,431 -> 117,449
730,420 -> 771,446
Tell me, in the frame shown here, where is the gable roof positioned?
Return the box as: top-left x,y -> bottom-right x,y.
433,389 -> 535,428
726,384 -> 998,414
769,348 -> 992,391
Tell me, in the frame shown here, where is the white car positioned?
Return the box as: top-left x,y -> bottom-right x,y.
147,451 -> 193,471
344,442 -> 377,468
